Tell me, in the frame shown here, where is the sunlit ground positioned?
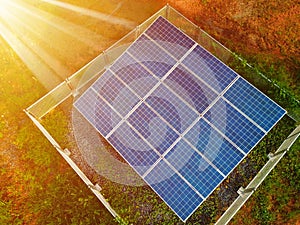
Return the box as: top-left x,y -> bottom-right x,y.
0,0 -> 164,224
0,0 -> 143,90
1,0 -> 299,224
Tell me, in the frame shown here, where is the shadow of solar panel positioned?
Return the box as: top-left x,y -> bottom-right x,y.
74,16 -> 286,222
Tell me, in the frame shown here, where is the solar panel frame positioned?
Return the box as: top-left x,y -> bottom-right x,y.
74,16 -> 286,222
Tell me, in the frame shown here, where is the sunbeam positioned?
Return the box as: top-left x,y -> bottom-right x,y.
0,0 -> 7,7
0,22 -> 62,90
0,0 -> 9,15
1,7 -> 70,60
0,0 -> 118,90
41,0 -> 137,29
0,0 -> 139,91
0,0 -> 84,90
6,1 -> 110,50
1,10 -> 72,79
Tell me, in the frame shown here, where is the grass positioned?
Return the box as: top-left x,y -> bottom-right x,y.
35,49 -> 299,225
1,1 -> 299,224
0,34 -> 116,225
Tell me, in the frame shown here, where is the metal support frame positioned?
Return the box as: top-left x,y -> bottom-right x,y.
102,50 -> 109,69
165,4 -> 170,20
237,187 -> 256,197
135,25 -> 141,39
66,78 -> 79,97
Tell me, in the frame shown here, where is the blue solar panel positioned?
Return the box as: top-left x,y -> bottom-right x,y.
74,16 -> 286,222
204,98 -> 266,154
224,78 -> 286,132
164,65 -> 218,114
145,16 -> 195,59
108,122 -> 160,176
144,160 -> 204,221
146,85 -> 199,133
110,53 -> 157,98
127,103 -> 179,155
165,139 -> 224,198
127,34 -> 176,78
185,119 -> 244,176
182,45 -> 238,92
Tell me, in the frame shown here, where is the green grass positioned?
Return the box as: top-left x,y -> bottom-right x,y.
1,6 -> 299,225
0,37 -> 116,225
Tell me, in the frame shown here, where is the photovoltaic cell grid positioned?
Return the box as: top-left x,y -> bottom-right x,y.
74,16 -> 286,222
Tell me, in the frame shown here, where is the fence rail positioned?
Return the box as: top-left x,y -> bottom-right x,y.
215,124 -> 300,225
25,4 -> 300,224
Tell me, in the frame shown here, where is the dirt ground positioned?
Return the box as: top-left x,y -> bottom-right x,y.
0,0 -> 299,224
166,0 -> 299,58
164,0 -> 299,90
162,0 -> 300,223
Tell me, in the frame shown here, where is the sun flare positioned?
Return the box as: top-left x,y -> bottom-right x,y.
0,0 -> 9,15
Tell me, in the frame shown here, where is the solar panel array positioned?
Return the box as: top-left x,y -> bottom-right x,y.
74,16 -> 286,222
